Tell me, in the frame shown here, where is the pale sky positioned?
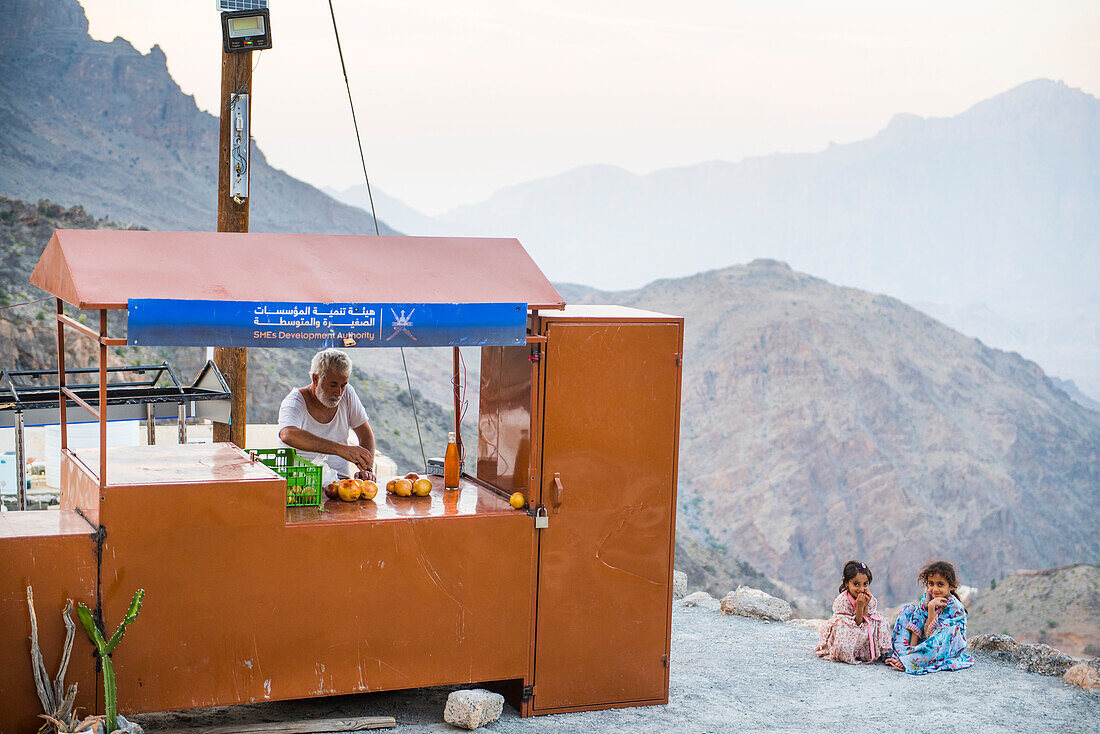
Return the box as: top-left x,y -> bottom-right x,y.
80,1 -> 1100,214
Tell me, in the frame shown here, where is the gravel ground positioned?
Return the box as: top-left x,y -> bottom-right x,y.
135,604 -> 1100,733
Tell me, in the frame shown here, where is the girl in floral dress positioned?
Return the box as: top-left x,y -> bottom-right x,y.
815,560 -> 891,664
885,560 -> 974,674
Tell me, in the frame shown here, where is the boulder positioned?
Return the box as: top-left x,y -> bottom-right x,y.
720,586 -> 792,622
672,570 -> 688,599
443,688 -> 504,730
969,634 -> 1080,677
678,591 -> 721,612
1062,661 -> 1100,692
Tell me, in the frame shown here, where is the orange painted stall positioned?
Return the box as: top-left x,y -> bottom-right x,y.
0,231 -> 682,730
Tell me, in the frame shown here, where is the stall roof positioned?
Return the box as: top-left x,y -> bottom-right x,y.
30,230 -> 565,310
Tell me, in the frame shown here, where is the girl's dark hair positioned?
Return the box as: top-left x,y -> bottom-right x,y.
838,560 -> 872,593
919,560 -> 962,599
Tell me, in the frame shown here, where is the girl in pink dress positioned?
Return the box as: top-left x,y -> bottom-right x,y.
815,560 -> 891,664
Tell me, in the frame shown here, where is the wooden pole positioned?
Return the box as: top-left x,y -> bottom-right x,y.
56,299 -> 67,453
213,48 -> 252,447
99,309 -> 108,488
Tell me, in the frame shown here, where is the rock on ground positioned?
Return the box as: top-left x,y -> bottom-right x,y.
969,633 -> 1083,677
672,570 -> 687,599
443,689 -> 504,730
1063,661 -> 1100,691
721,585 -> 792,622
677,591 -> 721,611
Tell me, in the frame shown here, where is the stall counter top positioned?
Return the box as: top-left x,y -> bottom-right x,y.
73,443 -> 281,485
0,508 -> 95,539
287,475 -> 522,525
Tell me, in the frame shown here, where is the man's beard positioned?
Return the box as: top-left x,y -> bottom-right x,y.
317,389 -> 341,408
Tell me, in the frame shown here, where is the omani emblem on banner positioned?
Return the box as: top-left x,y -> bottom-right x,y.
387,308 -> 417,341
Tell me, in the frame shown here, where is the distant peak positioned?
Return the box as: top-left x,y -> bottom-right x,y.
747,259 -> 792,270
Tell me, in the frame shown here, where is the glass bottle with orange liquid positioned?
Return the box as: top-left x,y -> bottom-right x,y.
444,431 -> 460,489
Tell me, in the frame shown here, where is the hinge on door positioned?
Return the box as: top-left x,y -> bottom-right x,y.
662,654 -> 669,668
522,685 -> 535,701
674,353 -> 682,367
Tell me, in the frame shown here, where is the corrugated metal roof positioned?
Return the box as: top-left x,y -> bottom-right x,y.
30,230 -> 565,310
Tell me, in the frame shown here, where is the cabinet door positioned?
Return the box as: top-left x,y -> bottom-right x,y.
532,321 -> 681,713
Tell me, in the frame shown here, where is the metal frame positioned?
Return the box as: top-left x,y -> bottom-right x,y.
1,305 -> 232,505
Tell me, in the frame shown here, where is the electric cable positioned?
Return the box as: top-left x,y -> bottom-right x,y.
327,0 -> 427,472
0,296 -> 52,312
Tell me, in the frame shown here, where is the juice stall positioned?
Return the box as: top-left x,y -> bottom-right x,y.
0,230 -> 683,730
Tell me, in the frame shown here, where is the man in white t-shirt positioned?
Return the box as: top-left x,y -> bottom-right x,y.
277,349 -> 376,481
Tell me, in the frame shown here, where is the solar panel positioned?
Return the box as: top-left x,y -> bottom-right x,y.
217,0 -> 268,11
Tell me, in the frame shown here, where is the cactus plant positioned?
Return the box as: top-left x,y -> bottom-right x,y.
76,590 -> 144,734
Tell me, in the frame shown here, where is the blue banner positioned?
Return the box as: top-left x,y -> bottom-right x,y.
128,299 -> 527,348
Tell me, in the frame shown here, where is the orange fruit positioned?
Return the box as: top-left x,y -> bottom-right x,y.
386,478 -> 398,494
412,477 -> 432,496
405,472 -> 420,482
509,492 -> 526,509
336,478 -> 361,502
393,478 -> 414,497
357,479 -> 378,500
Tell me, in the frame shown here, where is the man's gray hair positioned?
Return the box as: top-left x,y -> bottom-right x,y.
310,349 -> 352,378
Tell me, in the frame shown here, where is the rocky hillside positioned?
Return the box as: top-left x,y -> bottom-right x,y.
568,260 -> 1100,608
0,196 -> 450,470
969,565 -> 1100,658
0,0 -> 395,235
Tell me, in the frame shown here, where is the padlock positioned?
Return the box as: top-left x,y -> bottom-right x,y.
534,507 -> 549,529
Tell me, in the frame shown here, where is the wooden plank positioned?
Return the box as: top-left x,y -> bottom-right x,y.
198,717 -> 396,733
56,312 -> 100,342
61,386 -> 100,420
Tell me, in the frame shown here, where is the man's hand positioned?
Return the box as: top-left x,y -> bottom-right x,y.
340,443 -> 375,473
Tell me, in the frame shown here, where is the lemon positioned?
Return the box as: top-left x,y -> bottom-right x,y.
509,492 -> 526,509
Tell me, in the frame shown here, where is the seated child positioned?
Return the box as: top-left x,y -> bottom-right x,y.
885,560 -> 974,674
815,560 -> 890,664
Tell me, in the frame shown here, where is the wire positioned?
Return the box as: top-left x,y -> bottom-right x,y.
328,0 -> 428,472
400,348 -> 428,473
327,0 -> 380,237
0,296 -> 52,312
223,50 -> 264,114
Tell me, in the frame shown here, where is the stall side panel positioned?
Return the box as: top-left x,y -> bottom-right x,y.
532,321 -> 681,713
0,518 -> 98,734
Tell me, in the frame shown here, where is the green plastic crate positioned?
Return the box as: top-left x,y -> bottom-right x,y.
253,447 -> 323,507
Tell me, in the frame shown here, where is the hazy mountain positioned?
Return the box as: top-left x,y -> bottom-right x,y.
323,184 -> 451,237
362,80 -> 1099,399
567,260 -> 1100,607
0,0 -> 396,235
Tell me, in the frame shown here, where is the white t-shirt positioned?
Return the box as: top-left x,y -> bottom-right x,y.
277,385 -> 370,478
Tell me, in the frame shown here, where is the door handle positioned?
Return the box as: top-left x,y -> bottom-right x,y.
551,473 -> 564,508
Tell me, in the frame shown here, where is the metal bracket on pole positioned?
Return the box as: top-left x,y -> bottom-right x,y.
229,93 -> 250,201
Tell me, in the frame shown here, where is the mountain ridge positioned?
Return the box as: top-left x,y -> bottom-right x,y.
0,0 -> 396,235
565,259 -> 1100,607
